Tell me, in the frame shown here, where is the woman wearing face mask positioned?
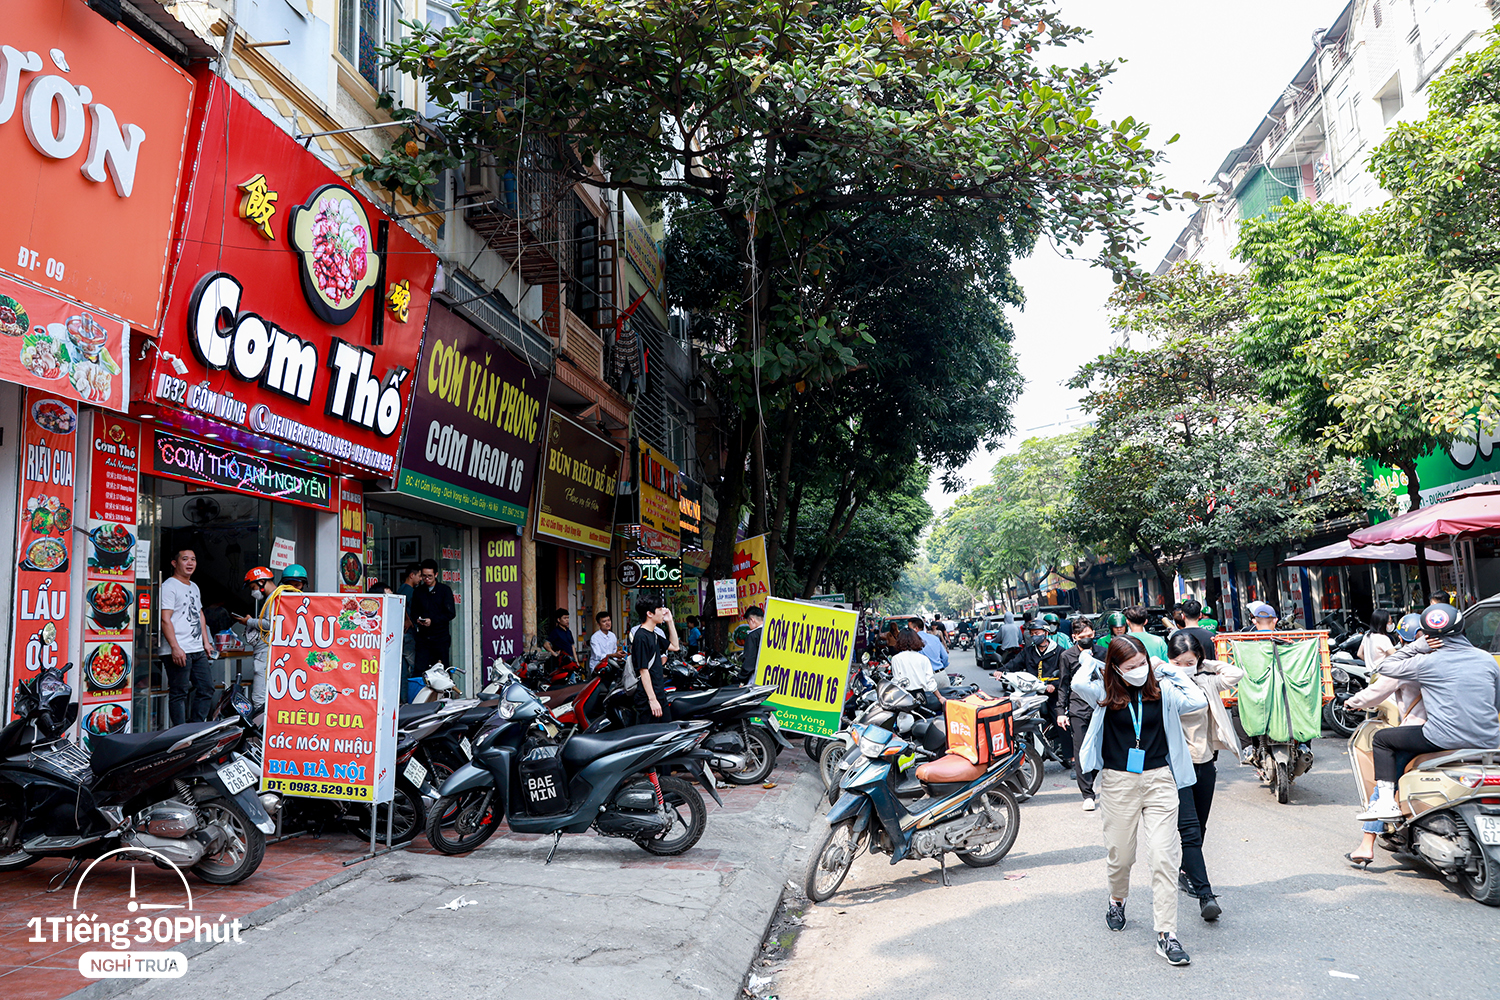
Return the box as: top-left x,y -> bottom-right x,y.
1357,610 -> 1395,672
1166,631 -> 1243,921
1075,635 -> 1209,967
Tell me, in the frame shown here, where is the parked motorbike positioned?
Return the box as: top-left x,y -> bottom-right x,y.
0,665 -> 274,884
805,720 -> 1023,900
820,675 -> 980,803
425,666 -> 722,859
660,684 -> 792,785
1349,717 -> 1500,905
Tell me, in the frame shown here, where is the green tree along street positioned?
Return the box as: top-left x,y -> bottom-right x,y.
1236,30 -> 1500,508
380,0 -> 1176,624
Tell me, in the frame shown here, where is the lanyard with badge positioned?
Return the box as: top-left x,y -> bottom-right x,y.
1126,692 -> 1146,773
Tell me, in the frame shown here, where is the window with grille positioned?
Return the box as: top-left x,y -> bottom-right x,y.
572,201 -> 599,319
339,0 -> 405,92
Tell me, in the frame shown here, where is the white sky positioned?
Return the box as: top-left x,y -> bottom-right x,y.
924,0 -> 1346,515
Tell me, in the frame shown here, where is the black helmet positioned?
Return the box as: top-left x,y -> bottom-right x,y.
1420,603 -> 1464,637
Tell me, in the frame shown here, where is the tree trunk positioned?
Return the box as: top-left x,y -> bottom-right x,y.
704,415 -> 751,653
764,399 -> 800,580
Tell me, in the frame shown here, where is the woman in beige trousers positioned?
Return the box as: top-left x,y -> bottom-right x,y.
1073,635 -> 1209,967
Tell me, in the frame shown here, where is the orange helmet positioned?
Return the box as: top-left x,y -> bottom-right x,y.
244,566 -> 274,583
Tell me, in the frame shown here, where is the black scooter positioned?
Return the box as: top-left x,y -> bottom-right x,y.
0,665 -> 274,884
425,669 -> 722,860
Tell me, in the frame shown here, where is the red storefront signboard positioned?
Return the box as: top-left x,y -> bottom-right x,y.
0,0 -> 197,333
145,74 -> 437,476
259,593 -> 401,803
78,412 -> 141,746
6,389 -> 79,720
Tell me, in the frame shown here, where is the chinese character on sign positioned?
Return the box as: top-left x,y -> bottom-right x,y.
237,174 -> 279,240
386,278 -> 411,323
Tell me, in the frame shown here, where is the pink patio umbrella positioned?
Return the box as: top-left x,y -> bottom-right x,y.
1347,484 -> 1500,605
1281,540 -> 1453,566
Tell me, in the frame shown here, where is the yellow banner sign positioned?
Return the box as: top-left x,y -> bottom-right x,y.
733,533 -> 771,615
753,597 -> 858,737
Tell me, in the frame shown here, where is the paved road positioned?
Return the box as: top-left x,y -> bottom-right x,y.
774,647 -> 1500,999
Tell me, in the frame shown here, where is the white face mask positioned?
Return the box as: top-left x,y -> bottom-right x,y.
1119,663 -> 1150,687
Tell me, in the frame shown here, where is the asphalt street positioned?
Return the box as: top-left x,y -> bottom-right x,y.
774,647 -> 1500,1000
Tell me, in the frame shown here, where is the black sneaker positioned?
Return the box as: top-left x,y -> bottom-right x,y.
1156,933 -> 1191,966
1199,895 -> 1222,921
1177,871 -> 1197,896
1106,900 -> 1126,931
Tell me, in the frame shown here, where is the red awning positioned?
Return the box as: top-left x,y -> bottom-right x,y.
1281,539 -> 1452,566
1347,484 -> 1500,548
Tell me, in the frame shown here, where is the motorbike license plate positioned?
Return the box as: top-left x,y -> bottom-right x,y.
1478,815 -> 1500,846
460,737 -> 473,759
765,714 -> 780,731
403,757 -> 427,787
217,757 -> 258,795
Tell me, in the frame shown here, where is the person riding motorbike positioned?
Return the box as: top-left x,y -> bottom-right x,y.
1006,619 -> 1068,741
888,627 -> 945,712
1042,613 -> 1074,650
1355,604 -> 1500,822
998,610 -> 1024,668
1104,610 -> 1129,641
1342,612 -> 1431,866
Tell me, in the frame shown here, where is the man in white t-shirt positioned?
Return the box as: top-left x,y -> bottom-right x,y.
160,548 -> 217,725
588,610 -> 627,671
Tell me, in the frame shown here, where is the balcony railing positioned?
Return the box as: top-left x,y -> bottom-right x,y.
465,135 -> 581,285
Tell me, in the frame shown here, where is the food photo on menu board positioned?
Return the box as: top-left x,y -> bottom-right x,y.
0,274 -> 128,410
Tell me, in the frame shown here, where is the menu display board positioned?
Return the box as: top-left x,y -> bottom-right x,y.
479,529 -> 524,674
396,307 -> 548,522
259,593 -> 402,803
77,413 -> 141,746
0,272 -> 129,412
6,390 -> 79,720
337,480 -> 366,593
534,411 -> 623,553
1,0 -> 197,331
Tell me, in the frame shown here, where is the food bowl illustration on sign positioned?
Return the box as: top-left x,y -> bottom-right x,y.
288,185 -> 381,325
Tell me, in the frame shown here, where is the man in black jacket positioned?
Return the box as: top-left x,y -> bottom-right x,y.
1017,618 -> 1068,761
409,559 -> 456,692
1056,617 -> 1101,810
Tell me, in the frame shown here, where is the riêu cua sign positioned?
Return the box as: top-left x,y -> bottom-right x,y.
259,593 -> 402,803
6,390 -> 79,721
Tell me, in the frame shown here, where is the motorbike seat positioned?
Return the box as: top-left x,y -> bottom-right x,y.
397,702 -> 444,727
1403,752 -> 1450,774
561,723 -> 683,767
90,721 -> 219,774
914,753 -> 985,784
663,688 -> 747,714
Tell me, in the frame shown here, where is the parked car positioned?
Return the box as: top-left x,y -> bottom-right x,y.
977,615 -> 1007,669
1462,594 -> 1500,665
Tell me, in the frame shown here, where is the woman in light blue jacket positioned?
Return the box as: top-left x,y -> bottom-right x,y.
1074,635 -> 1208,968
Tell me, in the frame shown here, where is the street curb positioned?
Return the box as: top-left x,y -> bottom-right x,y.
671,759 -> 826,999
60,848 -> 380,1000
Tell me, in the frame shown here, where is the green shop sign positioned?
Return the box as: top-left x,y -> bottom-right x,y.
1368,426 -> 1500,514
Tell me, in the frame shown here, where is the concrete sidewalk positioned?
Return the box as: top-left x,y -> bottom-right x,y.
74,753 -> 825,1000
